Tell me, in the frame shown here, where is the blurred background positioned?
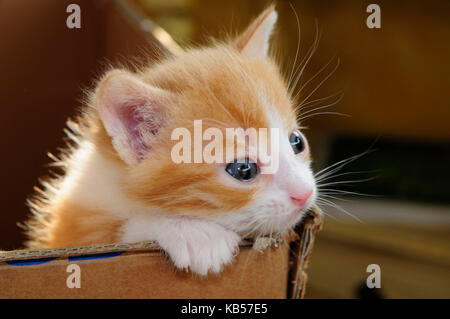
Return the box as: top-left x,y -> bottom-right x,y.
0,0 -> 449,298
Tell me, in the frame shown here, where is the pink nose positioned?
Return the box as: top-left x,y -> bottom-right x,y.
290,190 -> 312,207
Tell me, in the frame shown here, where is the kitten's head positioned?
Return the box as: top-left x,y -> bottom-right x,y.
94,6 -> 317,236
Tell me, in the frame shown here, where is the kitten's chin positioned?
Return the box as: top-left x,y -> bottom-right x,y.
256,207 -> 309,236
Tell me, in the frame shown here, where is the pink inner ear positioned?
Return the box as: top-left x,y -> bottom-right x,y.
118,98 -> 163,160
118,103 -> 147,159
98,73 -> 169,163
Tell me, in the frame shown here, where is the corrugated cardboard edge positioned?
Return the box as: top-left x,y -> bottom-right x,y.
0,241 -> 156,261
288,205 -> 324,299
0,239 -> 255,262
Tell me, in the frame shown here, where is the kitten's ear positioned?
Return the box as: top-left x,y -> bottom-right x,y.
233,5 -> 278,60
96,71 -> 171,165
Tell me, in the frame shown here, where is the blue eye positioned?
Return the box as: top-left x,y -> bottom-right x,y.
289,130 -> 305,154
225,158 -> 258,182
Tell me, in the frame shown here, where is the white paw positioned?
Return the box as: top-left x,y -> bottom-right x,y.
156,219 -> 241,276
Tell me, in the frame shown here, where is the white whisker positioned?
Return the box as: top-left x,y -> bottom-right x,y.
289,19 -> 321,98
316,170 -> 375,182
286,3 -> 301,91
317,176 -> 376,188
314,150 -> 374,178
318,188 -> 378,197
293,56 -> 339,104
296,90 -> 344,113
296,96 -> 345,122
297,111 -> 350,122
317,198 -> 363,222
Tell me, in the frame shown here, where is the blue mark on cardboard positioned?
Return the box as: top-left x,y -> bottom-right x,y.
5,257 -> 56,266
4,251 -> 124,266
68,251 -> 124,261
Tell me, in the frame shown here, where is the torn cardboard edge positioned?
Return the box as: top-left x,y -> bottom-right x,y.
288,208 -> 324,299
0,208 -> 322,298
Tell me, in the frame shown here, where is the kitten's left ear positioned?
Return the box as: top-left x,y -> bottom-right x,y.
233,5 -> 278,60
95,70 -> 173,165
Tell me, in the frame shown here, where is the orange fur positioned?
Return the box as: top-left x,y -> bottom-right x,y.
24,6 -> 311,249
39,202 -> 122,248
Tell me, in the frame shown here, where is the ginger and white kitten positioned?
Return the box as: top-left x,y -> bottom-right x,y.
24,6 -> 317,275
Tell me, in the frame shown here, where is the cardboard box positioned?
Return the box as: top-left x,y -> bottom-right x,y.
0,211 -> 322,299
